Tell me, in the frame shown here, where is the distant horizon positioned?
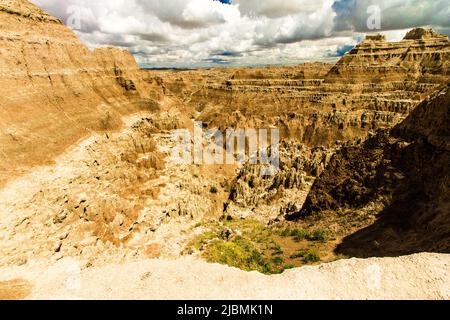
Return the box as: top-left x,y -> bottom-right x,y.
139,56 -> 341,70
32,0 -> 450,69
137,27 -> 449,69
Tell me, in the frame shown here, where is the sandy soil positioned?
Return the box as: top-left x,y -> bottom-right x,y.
0,253 -> 448,300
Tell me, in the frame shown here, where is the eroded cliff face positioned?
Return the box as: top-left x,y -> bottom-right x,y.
326,29 -> 449,84
289,84 -> 450,256
148,29 -> 449,147
0,0 -> 162,187
144,29 -> 449,229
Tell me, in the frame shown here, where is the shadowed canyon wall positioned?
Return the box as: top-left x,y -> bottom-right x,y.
289,84 -> 450,256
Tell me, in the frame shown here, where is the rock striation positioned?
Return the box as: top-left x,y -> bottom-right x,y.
326,28 -> 449,84
0,0 -> 162,187
149,28 -> 449,147
289,84 -> 450,256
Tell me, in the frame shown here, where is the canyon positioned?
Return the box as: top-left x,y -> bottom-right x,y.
0,0 -> 449,299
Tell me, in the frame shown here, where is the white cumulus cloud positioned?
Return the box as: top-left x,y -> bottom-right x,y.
31,0 -> 449,68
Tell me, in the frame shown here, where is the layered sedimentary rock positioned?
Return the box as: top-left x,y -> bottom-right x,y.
0,0 -> 226,266
0,0 -> 162,186
224,142 -> 335,221
146,29 -> 449,224
289,84 -> 450,256
148,29 -> 449,147
326,28 -> 449,84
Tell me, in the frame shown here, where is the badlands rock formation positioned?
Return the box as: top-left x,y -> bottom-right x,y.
150,28 -> 449,147
0,0 -> 163,187
290,84 -> 450,257
0,0 -> 449,299
0,1 -> 227,269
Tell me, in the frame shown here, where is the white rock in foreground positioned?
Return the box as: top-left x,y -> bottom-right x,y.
0,253 -> 448,300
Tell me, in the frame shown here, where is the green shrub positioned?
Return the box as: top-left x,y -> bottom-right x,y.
272,256 -> 284,265
280,228 -> 291,237
290,249 -> 320,263
210,186 -> 218,194
283,264 -> 295,270
303,249 -> 320,263
291,229 -> 308,242
192,231 -> 217,250
271,243 -> 284,255
307,230 -> 329,242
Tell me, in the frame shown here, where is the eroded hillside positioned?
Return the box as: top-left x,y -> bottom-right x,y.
148,29 -> 449,147
289,84 -> 450,257
0,0 -> 163,187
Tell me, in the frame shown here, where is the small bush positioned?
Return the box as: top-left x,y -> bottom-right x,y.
210,186 -> 218,194
280,228 -> 291,237
279,228 -> 326,242
192,231 -> 217,250
204,237 -> 272,274
290,249 -> 320,263
291,229 -> 308,242
272,256 -> 284,265
307,230 -> 329,242
303,249 -> 320,263
271,243 -> 284,255
283,264 -> 295,270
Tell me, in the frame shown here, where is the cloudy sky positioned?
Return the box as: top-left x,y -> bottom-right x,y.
32,0 -> 450,68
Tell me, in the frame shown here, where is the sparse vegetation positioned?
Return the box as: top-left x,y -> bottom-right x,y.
290,249 -> 321,263
192,231 -> 217,251
204,237 -> 272,274
307,230 -> 329,242
186,220 -> 337,274
280,229 -> 291,237
291,229 -> 308,242
209,186 -> 218,194
271,242 -> 284,255
279,228 -> 329,243
272,256 -> 284,265
283,264 -> 295,270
